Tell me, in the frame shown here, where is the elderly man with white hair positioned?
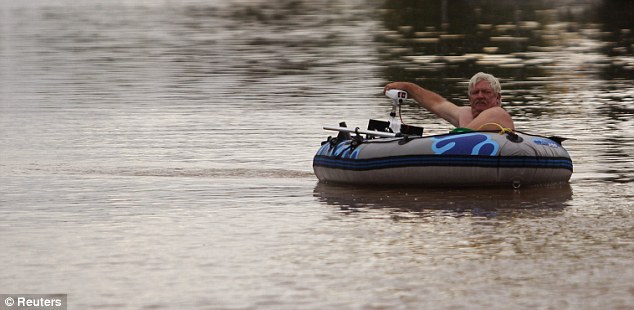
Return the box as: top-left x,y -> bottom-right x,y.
384,72 -> 514,132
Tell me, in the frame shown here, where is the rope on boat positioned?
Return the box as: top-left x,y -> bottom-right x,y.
477,122 -> 514,135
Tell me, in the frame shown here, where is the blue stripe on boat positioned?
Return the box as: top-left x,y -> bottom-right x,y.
313,155 -> 574,171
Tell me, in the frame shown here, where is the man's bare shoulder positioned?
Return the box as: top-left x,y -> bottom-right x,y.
477,106 -> 514,129
482,106 -> 509,114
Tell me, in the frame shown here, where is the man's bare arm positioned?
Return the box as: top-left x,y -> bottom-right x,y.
384,82 -> 462,127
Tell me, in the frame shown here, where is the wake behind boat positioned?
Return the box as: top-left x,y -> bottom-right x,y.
313,90 -> 573,188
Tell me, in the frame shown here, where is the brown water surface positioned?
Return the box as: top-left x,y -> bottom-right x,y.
1,0 -> 633,309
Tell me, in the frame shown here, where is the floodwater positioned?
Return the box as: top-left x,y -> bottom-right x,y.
1,0 -> 633,309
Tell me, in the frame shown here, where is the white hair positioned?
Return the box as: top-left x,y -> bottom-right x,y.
468,72 -> 501,95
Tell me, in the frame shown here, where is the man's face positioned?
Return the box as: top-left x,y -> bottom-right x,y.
469,80 -> 501,114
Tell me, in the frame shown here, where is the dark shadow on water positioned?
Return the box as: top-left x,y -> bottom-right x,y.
313,182 -> 573,218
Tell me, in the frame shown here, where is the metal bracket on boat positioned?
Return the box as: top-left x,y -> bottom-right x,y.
350,127 -> 364,148
325,136 -> 337,147
397,133 -> 414,145
321,122 -> 352,148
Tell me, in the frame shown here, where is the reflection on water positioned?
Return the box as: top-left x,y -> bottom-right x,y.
314,182 -> 573,217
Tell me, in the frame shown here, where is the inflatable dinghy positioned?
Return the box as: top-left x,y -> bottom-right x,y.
313,90 -> 573,188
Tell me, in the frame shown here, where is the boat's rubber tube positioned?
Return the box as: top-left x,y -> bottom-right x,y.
313,131 -> 573,187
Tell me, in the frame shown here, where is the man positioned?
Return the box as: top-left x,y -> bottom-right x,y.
384,72 -> 514,131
